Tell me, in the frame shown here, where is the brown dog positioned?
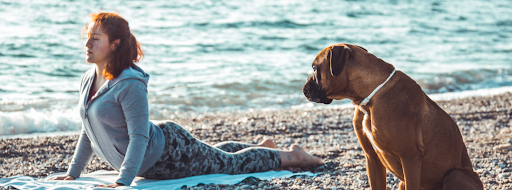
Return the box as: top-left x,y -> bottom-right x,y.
303,43 -> 483,190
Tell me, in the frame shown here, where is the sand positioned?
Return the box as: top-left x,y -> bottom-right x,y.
1,92 -> 512,189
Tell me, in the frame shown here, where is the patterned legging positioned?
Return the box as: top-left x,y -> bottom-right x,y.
141,121 -> 282,179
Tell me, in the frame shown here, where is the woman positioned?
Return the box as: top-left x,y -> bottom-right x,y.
52,12 -> 323,188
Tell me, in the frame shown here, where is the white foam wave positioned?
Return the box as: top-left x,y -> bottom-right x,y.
0,109 -> 81,136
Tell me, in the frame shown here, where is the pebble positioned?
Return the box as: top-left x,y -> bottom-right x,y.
498,173 -> 509,179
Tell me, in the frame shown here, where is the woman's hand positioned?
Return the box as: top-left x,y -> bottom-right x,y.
51,175 -> 75,180
96,183 -> 125,188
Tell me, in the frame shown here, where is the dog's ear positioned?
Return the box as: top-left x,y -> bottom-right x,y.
330,45 -> 351,76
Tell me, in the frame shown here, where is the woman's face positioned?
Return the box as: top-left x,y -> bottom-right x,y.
85,22 -> 113,65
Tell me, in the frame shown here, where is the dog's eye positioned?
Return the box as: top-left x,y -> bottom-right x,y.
314,67 -> 320,76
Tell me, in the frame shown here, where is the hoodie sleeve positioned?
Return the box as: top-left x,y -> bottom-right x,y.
67,71 -> 95,179
66,128 -> 94,179
114,80 -> 150,186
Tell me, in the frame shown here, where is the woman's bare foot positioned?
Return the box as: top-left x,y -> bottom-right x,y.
258,139 -> 276,149
289,144 -> 324,167
279,144 -> 324,168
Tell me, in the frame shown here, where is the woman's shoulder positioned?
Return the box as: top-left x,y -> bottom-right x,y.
109,77 -> 148,97
110,79 -> 148,102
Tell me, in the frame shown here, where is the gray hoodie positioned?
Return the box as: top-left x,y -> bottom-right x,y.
67,65 -> 164,186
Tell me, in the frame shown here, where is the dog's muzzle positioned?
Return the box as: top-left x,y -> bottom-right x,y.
303,76 -> 333,104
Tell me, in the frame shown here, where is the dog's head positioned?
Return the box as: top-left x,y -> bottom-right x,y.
302,43 -> 367,104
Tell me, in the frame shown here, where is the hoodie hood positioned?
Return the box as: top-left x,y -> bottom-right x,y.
85,65 -> 150,100
108,65 -> 150,88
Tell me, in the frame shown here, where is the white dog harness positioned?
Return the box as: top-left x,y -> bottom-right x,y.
356,69 -> 396,115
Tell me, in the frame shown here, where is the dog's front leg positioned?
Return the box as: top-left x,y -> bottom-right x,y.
400,154 -> 422,190
353,107 -> 386,190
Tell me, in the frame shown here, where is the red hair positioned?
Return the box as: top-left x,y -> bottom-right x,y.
84,12 -> 144,79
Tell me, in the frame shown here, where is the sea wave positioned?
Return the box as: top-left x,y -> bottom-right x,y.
416,69 -> 512,93
2,85 -> 512,137
0,109 -> 81,136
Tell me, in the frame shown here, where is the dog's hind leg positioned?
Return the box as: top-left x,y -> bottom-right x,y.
442,169 -> 483,190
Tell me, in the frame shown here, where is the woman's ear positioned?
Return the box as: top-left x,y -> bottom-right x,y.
110,39 -> 121,51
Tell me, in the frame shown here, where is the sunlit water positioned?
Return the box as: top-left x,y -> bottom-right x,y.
0,0 -> 511,135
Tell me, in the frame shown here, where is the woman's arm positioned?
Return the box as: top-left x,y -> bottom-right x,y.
114,80 -> 151,186
51,175 -> 75,180
53,72 -> 95,180
66,128 -> 94,179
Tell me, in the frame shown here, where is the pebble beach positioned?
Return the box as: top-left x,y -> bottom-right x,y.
1,92 -> 512,190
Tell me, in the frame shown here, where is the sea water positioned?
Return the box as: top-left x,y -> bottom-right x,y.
0,0 -> 511,136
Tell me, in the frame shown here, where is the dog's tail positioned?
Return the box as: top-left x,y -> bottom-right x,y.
442,168 -> 483,190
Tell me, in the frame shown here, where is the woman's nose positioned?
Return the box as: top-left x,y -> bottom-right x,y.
85,39 -> 92,48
